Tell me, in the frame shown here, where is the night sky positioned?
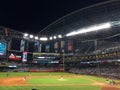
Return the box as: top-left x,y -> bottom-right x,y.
0,0 -> 108,34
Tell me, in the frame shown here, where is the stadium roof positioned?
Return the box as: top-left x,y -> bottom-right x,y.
38,0 -> 120,41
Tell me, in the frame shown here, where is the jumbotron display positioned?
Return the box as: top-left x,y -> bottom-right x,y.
0,41 -> 6,57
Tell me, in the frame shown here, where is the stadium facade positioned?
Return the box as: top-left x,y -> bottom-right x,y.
0,0 -> 120,78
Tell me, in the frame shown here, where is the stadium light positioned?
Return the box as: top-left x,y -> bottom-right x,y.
49,37 -> 53,40
58,35 -> 62,38
53,36 -> 57,39
24,33 -> 28,37
29,35 -> 34,38
35,36 -> 38,40
66,22 -> 111,36
38,57 -> 45,59
40,37 -> 48,41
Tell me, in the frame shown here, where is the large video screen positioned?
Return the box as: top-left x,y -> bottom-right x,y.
0,41 -> 6,57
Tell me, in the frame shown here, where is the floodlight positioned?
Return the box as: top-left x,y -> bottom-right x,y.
29,35 -> 34,38
49,37 -> 53,40
35,36 -> 38,40
66,31 -> 77,36
40,37 -> 48,41
58,35 -> 62,38
53,36 -> 57,39
24,33 -> 28,37
38,57 -> 45,59
66,22 -> 111,36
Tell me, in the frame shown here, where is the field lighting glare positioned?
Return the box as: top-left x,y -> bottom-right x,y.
40,37 -> 48,41
35,36 -> 38,40
24,33 -> 28,37
66,22 -> 111,36
54,36 -> 57,39
58,35 -> 62,38
29,35 -> 34,38
49,37 -> 53,40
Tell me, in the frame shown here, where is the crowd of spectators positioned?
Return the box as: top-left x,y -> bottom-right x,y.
68,66 -> 120,79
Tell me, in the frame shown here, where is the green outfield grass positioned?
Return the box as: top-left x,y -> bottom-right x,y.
27,77 -> 92,84
0,72 -> 75,77
0,72 -> 119,90
0,86 -> 101,90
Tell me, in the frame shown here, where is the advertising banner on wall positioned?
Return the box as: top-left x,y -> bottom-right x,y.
45,45 -> 50,52
0,42 -> 6,57
9,53 -> 21,60
54,42 -> 59,53
20,40 -> 25,52
22,51 -> 27,62
68,40 -> 73,51
34,41 -> 42,52
61,40 -> 65,48
54,42 -> 58,49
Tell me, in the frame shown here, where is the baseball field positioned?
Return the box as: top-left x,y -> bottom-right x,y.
0,72 -> 120,90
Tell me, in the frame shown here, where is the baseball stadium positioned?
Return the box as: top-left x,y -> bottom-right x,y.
0,0 -> 120,90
